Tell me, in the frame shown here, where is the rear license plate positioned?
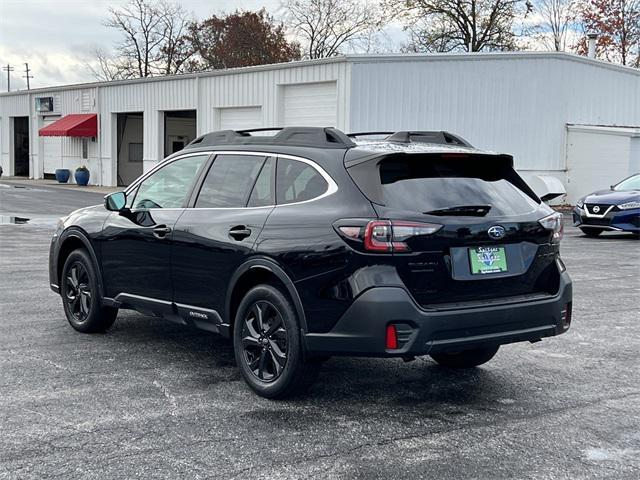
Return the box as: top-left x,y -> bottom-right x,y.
469,246 -> 508,275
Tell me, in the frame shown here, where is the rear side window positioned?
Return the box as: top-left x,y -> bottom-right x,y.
276,158 -> 328,205
196,154 -> 265,208
248,158 -> 275,207
352,155 -> 540,217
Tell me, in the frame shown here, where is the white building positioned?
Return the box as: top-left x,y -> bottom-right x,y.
1,52 -> 638,202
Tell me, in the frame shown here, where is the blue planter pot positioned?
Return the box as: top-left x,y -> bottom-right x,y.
74,169 -> 90,186
55,169 -> 70,183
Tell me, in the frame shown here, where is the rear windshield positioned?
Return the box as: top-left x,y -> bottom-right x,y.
383,177 -> 538,216
350,154 -> 540,217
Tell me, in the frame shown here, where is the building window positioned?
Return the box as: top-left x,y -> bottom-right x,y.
129,143 -> 143,162
82,138 -> 88,159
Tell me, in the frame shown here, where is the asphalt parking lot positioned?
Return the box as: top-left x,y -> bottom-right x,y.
1,181 -> 639,479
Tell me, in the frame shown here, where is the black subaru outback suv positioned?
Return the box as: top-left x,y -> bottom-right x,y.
49,127 -> 572,398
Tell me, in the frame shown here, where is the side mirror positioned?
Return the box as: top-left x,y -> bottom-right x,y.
105,191 -> 127,212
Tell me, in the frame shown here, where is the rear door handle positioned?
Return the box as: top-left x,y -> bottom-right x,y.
229,225 -> 252,240
153,225 -> 172,238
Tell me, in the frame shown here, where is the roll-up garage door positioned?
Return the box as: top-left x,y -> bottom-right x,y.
42,116 -> 62,174
219,107 -> 262,131
282,82 -> 337,127
565,126 -> 636,204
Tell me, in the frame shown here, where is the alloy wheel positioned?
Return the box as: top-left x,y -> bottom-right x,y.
241,300 -> 288,382
65,262 -> 92,322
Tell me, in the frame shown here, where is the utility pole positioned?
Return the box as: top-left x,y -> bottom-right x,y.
23,63 -> 33,90
2,64 -> 14,92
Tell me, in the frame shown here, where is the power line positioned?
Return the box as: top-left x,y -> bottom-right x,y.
23,63 -> 33,90
2,64 -> 15,92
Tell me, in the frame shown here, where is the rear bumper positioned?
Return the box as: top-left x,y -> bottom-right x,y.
572,206 -> 640,232
304,271 -> 572,357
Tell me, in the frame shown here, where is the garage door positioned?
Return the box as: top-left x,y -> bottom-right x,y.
42,117 -> 62,174
282,82 -> 337,127
566,126 -> 636,204
219,107 -> 262,131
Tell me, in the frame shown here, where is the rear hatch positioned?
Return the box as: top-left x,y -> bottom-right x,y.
346,152 -> 560,308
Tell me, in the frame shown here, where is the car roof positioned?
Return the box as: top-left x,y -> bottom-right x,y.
175,127 -> 509,166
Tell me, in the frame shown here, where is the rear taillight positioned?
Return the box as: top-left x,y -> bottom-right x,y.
363,221 -> 396,252
337,220 -> 442,253
539,212 -> 564,244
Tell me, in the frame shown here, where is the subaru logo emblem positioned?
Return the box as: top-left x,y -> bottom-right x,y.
487,225 -> 506,240
593,206 -> 600,213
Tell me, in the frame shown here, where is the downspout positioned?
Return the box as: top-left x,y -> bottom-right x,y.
96,85 -> 102,186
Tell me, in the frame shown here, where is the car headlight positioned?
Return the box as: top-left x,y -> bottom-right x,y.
618,201 -> 640,210
539,212 -> 564,244
576,199 -> 584,208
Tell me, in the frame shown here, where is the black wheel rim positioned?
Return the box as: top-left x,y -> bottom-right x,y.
65,262 -> 92,322
241,301 -> 287,383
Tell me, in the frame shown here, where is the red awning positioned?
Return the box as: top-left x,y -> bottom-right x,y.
39,114 -> 97,137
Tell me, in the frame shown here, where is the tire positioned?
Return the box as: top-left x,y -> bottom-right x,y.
61,249 -> 117,333
580,227 -> 603,237
233,284 -> 320,399
430,345 -> 499,369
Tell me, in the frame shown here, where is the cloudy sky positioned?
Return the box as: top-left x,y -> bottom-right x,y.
0,0 -> 286,91
0,1 -> 569,92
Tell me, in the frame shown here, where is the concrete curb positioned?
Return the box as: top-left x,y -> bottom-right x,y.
0,177 -> 119,195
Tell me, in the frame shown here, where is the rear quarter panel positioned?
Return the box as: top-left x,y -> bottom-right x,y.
255,165 -> 381,334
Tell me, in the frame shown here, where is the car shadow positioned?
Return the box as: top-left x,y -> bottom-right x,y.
101,313 -> 530,411
580,232 -> 639,240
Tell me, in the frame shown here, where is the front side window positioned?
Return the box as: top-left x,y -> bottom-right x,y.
276,158 -> 328,205
195,154 -> 266,208
132,154 -> 208,209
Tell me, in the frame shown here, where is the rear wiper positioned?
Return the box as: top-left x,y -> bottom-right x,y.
423,205 -> 491,216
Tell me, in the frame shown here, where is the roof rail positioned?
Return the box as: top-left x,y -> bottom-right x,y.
386,131 -> 473,147
236,127 -> 283,134
346,131 -> 395,138
186,127 -> 356,150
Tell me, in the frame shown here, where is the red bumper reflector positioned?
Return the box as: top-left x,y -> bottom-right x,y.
561,302 -> 572,329
386,324 -> 398,349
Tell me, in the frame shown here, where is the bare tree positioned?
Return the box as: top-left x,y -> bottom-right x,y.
85,49 -> 134,81
282,0 -> 385,58
529,0 -> 576,51
389,0 -> 530,53
157,2 -> 194,75
90,0 -> 193,80
106,0 -> 165,77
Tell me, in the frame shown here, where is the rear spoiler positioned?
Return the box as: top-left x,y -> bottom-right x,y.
346,152 -> 541,205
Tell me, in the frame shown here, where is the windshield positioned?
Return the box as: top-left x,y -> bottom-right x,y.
614,174 -> 640,191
